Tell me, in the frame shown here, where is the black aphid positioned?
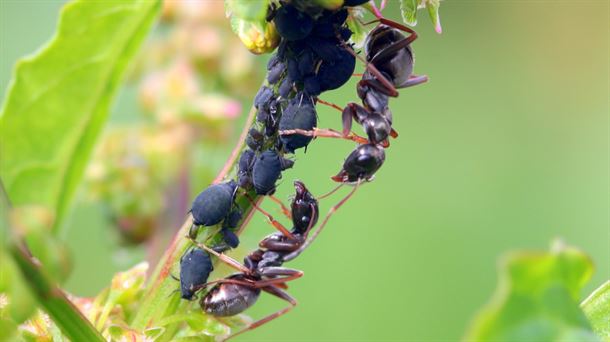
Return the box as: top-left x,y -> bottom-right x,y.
179,248 -> 213,300
273,4 -> 314,41
191,180 -> 238,226
252,150 -> 293,195
279,94 -> 317,153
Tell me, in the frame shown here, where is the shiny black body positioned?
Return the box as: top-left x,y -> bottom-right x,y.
342,23 -> 424,145
190,178 -> 359,340
179,248 -> 213,300
332,144 -> 386,183
365,25 -> 414,88
290,181 -> 319,233
191,180 -> 238,226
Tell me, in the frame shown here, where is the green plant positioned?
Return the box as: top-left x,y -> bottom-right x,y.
1,0 -> 607,341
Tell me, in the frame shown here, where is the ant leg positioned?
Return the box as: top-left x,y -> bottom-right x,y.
279,127 -> 369,145
254,267 -> 303,288
244,194 -> 295,239
340,41 -> 399,97
398,74 -> 429,88
268,195 -> 292,220
310,99 -> 360,141
259,238 -> 301,252
187,238 -> 250,274
221,286 -> 296,342
282,181 -> 361,262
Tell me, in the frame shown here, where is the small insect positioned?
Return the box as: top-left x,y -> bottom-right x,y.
266,54 -> 285,85
252,150 -> 294,195
278,93 -> 317,153
188,180 -> 358,340
191,180 -> 238,228
273,4 -> 356,97
273,3 -> 314,41
278,9 -> 427,187
281,17 -> 427,146
178,248 -> 213,300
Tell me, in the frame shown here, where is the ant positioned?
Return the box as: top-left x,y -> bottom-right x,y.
186,180 -> 359,341
280,12 -> 428,147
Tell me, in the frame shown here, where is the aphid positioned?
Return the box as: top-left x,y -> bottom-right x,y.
179,247 -> 213,300
245,128 -> 264,152
189,180 -> 357,340
278,94 -> 317,153
237,149 -> 256,189
252,150 -> 294,195
266,54 -> 285,85
332,143 -> 385,183
273,4 -> 314,41
281,16 -> 427,146
278,75 -> 293,98
254,86 -> 274,110
191,180 -> 238,227
316,47 -> 356,92
218,208 -> 243,249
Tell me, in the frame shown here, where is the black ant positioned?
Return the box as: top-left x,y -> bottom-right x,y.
186,180 -> 358,341
279,12 -> 427,184
281,15 -> 427,147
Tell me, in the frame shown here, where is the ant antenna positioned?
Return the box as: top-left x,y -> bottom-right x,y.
244,193 -> 296,239
188,237 -> 251,274
317,183 -> 343,200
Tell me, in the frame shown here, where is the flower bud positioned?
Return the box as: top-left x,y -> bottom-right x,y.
230,17 -> 279,55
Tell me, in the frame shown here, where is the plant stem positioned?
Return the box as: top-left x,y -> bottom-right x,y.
9,242 -> 105,342
130,105 -> 261,331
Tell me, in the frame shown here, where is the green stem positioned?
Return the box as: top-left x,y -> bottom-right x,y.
8,242 -> 105,342
130,105 -> 261,330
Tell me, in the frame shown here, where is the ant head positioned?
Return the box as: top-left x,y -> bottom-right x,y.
291,180 -> 319,234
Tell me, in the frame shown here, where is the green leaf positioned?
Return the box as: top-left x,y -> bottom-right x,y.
582,281 -> 610,340
9,243 -> 105,341
464,240 -> 600,342
397,0 -> 442,33
424,0 -> 442,34
0,0 -> 161,235
225,0 -> 270,22
346,7 -> 370,49
399,0 -> 419,26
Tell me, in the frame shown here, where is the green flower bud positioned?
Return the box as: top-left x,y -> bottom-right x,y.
230,17 -> 279,55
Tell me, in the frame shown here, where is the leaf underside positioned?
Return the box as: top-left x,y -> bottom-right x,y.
464,241 -> 600,342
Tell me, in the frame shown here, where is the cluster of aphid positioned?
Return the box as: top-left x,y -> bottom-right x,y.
177,0 -> 428,340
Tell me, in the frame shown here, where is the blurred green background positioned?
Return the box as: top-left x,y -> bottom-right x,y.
1,1 -> 608,341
